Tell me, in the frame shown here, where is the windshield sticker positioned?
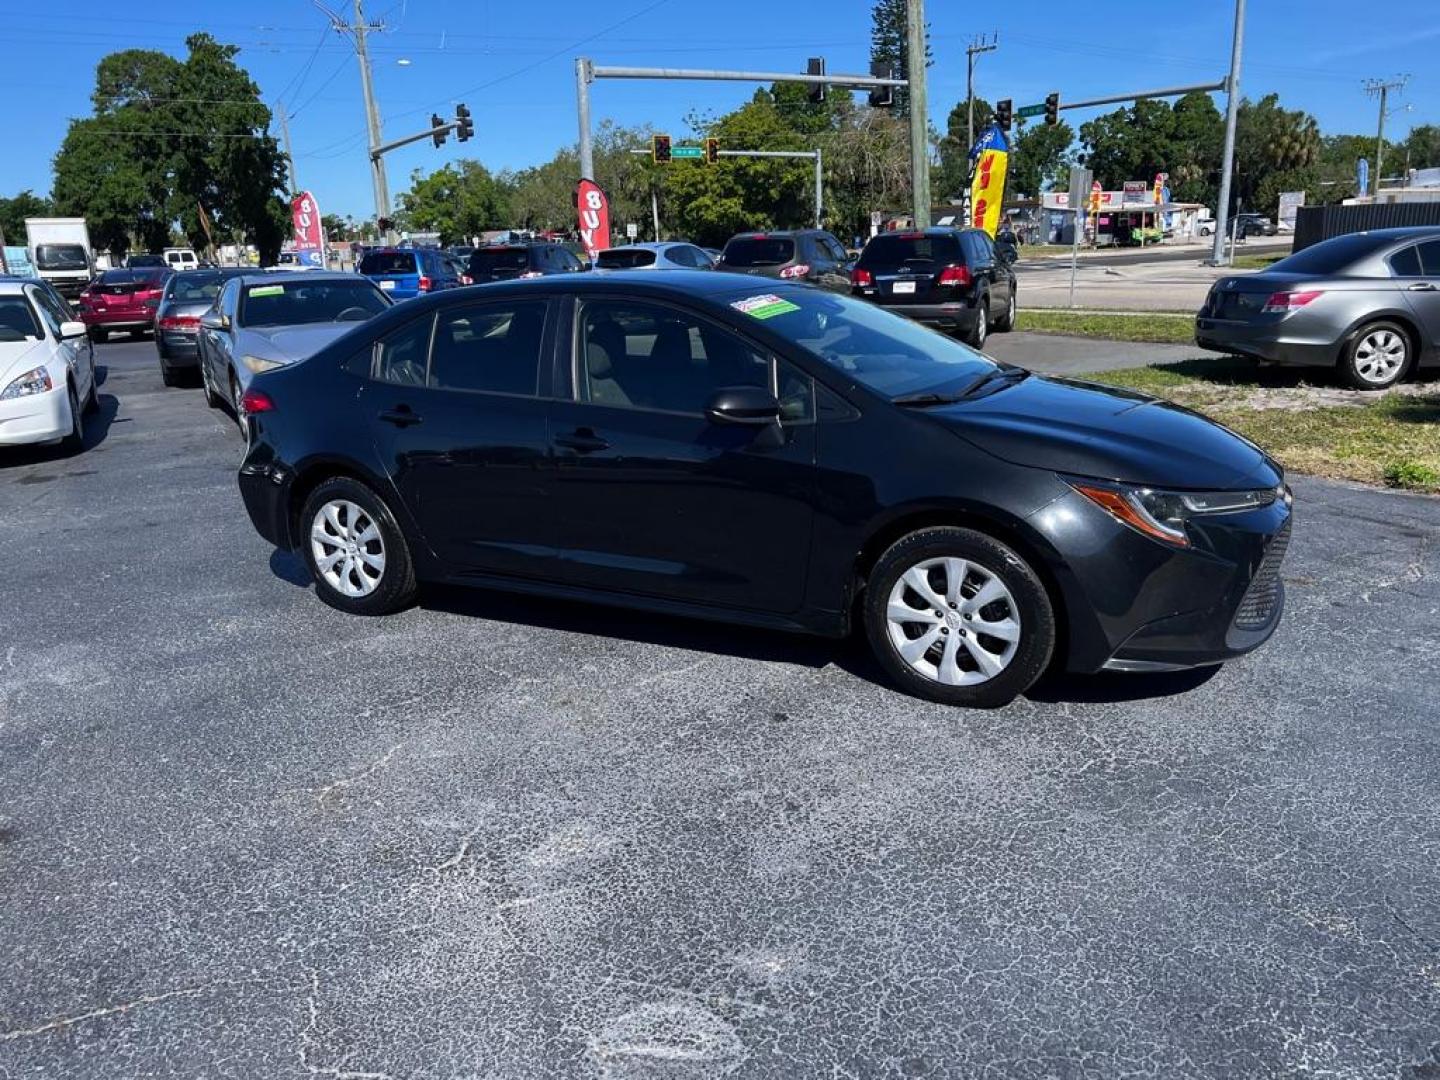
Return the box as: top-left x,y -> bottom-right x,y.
731,294 -> 799,320
247,284 -> 285,297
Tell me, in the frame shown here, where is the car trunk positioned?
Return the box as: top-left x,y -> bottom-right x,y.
859,233 -> 970,306
720,237 -> 795,279
90,276 -> 163,315
468,247 -> 532,283
360,252 -> 420,297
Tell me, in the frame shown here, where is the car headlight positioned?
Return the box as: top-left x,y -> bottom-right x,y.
241,354 -> 286,374
1070,480 -> 1282,547
0,366 -> 54,400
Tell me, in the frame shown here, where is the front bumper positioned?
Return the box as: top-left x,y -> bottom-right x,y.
1030,488 -> 1293,674
1194,314 -> 1339,366
0,384 -> 70,446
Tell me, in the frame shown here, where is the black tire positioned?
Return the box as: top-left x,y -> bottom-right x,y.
1339,320 -> 1412,390
229,372 -> 246,433
993,286 -> 1017,332
298,477 -> 418,616
965,299 -> 990,349
863,526 -> 1055,708
83,356 -> 99,413
60,383 -> 85,455
200,353 -> 220,408
88,328 -> 107,344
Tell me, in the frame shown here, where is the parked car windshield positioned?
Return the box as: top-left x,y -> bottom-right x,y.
239,279 -> 389,327
359,251 -> 417,275
98,269 -> 165,287
469,247 -> 529,272
127,254 -> 166,268
0,295 -> 43,341
34,244 -> 89,271
721,287 -> 994,399
596,248 -> 657,269
860,233 -> 963,268
166,270 -> 237,302
1269,234 -> 1391,275
722,237 -> 795,267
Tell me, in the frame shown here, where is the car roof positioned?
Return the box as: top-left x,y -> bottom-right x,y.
234,271 -> 366,286
872,226 -> 982,238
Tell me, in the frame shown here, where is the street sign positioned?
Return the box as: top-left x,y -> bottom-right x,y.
1017,103 -> 1047,119
672,146 -> 703,159
626,222 -> 638,239
1067,166 -> 1092,216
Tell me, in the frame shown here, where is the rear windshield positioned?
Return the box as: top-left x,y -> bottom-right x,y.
360,252 -> 417,275
127,255 -> 166,267
0,295 -> 43,341
99,269 -> 165,286
722,237 -> 795,268
240,279 -> 389,328
34,244 -> 89,271
469,247 -> 529,272
166,271 -> 234,302
860,233 -> 963,267
596,248 -> 657,269
1271,233 -> 1390,275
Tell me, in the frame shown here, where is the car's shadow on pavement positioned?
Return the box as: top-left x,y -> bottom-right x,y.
1025,664 -> 1220,703
0,391 -> 122,468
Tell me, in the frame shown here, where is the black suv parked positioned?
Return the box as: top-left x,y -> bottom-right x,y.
850,227 -> 1017,348
467,243 -> 588,284
717,229 -> 853,293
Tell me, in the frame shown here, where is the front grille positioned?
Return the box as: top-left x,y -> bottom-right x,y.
1232,519 -> 1292,631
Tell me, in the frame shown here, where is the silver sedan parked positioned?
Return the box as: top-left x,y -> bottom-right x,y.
593,242 -> 716,271
1195,226 -> 1440,389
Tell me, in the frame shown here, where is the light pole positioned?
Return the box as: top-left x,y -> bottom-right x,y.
1209,0 -> 1245,266
1365,76 -> 1410,196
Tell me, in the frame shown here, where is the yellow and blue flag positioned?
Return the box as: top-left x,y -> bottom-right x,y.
967,124 -> 1009,238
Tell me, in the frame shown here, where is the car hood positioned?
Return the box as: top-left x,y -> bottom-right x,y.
933,374 -> 1278,489
0,339 -> 50,387
238,323 -> 360,363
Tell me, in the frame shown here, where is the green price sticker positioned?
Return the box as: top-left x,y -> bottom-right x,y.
731,294 -> 799,320
248,285 -> 285,297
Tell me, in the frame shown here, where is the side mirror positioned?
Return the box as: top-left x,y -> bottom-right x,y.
200,311 -> 228,331
706,385 -> 781,426
59,320 -> 88,339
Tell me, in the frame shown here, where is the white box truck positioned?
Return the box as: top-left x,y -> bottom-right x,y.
24,218 -> 94,300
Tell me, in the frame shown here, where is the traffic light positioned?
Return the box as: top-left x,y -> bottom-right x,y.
807,56 -> 826,105
377,217 -> 393,233
868,62 -> 895,108
703,137 -> 719,165
996,99 -> 1012,131
652,134 -> 672,164
1044,92 -> 1059,126
430,113 -> 447,148
455,103 -> 473,142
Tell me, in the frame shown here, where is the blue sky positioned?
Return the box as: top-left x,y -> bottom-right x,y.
1,0 -> 1434,219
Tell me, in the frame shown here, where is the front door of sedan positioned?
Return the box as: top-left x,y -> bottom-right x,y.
1396,239 -> 1440,360
545,297 -> 817,615
201,278 -> 241,397
364,299 -> 556,580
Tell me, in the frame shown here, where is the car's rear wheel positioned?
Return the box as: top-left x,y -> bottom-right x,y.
299,478 -> 417,616
864,527 -> 1054,708
965,300 -> 989,349
1340,321 -> 1411,390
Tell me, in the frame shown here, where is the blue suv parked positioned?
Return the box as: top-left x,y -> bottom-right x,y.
358,247 -> 460,301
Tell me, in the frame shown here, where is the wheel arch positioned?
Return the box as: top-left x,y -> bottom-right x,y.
1337,309 -> 1422,366
284,455 -> 400,552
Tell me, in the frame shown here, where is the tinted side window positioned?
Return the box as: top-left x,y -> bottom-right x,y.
375,315 -> 434,387
1389,245 -> 1422,277
820,235 -> 848,263
219,279 -> 240,319
430,300 -> 548,395
28,287 -> 62,337
578,300 -> 770,414
1418,240 -> 1440,276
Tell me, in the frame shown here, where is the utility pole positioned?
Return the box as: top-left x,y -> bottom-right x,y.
278,107 -> 299,196
1365,75 -> 1409,196
319,0 -> 391,239
1209,0 -> 1245,266
965,33 -> 998,148
907,0 -> 931,227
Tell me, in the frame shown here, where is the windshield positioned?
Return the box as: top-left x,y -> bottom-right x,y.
470,248 -> 529,272
1271,234 -> 1390,275
35,244 -> 89,271
722,237 -> 795,267
98,269 -> 166,287
596,248 -> 657,269
0,295 -> 43,341
721,287 -> 995,399
359,251 -> 417,275
128,255 -> 166,268
860,233 -> 963,269
166,271 -> 235,303
239,279 -> 389,328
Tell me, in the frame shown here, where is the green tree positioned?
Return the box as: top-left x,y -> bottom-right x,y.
1404,125 -> 1440,171
1233,93 -> 1320,214
822,108 -> 912,241
0,191 -> 54,246
1167,91 -> 1223,205
1006,119 -> 1075,200
933,97 -> 992,199
399,160 -> 510,244
869,0 -> 930,118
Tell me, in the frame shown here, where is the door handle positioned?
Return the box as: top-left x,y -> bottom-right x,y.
555,429 -> 609,453
378,406 -> 422,427
1407,282 -> 1437,292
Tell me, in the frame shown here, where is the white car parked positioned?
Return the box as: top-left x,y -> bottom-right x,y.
0,278 -> 98,452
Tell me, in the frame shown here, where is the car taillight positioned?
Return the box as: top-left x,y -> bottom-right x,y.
938,265 -> 973,286
850,267 -> 874,287
460,274 -> 472,285
1262,289 -> 1323,313
239,388 -> 274,416
779,263 -> 811,279
158,314 -> 200,330
418,275 -> 433,292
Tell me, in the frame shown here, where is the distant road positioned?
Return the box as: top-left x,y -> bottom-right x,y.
1015,239 -> 1291,273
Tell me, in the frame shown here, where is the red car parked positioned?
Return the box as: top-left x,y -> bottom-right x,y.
76,268 -> 171,342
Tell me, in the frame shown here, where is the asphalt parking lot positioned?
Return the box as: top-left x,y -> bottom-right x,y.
2,338 -> 1439,1078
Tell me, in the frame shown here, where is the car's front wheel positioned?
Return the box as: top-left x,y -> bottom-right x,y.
1340,321 -> 1411,390
299,478 -> 417,616
864,526 -> 1054,708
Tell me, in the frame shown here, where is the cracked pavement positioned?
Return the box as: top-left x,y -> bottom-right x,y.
1,341 -> 1438,1077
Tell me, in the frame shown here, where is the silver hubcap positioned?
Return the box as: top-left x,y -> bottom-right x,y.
1354,330 -> 1406,384
310,500 -> 385,597
975,311 -> 987,345
1008,294 -> 1016,323
886,556 -> 1022,686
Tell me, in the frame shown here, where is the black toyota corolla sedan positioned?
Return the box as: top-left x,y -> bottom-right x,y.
235,271 -> 1292,707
